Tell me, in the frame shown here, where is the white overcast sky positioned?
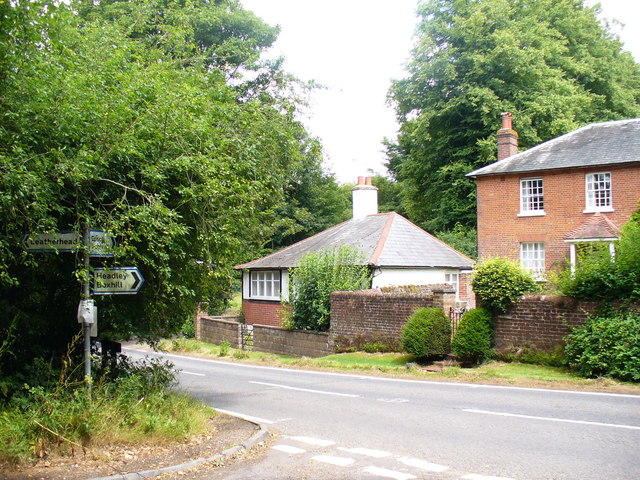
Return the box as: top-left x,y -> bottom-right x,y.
240,0 -> 640,184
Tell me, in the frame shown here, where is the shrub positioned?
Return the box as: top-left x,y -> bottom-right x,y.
496,345 -> 567,367
401,308 -> 451,358
564,310 -> 640,382
288,245 -> 371,331
471,258 -> 539,313
452,308 -> 493,365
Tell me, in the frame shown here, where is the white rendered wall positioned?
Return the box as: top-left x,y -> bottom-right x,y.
352,188 -> 378,219
371,268 -> 456,288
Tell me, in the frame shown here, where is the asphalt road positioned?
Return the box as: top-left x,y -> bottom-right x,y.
124,347 -> 640,480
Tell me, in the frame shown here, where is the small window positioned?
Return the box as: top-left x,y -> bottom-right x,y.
250,271 -> 281,300
445,272 -> 459,299
520,178 -> 544,214
585,172 -> 612,211
520,242 -> 545,277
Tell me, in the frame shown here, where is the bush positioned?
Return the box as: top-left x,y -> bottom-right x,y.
401,308 -> 451,358
564,310 -> 640,381
452,308 -> 493,365
288,245 -> 371,331
496,345 -> 567,367
471,258 -> 539,313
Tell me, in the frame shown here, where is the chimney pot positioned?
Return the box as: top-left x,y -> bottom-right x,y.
357,176 -> 365,185
501,112 -> 513,130
365,176 -> 372,186
497,112 -> 518,161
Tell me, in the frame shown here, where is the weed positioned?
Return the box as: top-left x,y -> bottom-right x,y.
218,340 -> 230,357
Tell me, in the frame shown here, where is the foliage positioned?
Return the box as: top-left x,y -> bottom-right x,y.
387,0 -> 640,232
452,308 -> 493,365
496,345 -> 567,368
401,308 -> 452,358
0,0 -> 328,380
288,245 -> 371,332
218,340 -> 231,357
332,334 -> 402,354
565,310 -> 640,381
472,258 -> 539,313
0,355 -> 211,464
555,212 -> 640,300
436,224 -> 477,259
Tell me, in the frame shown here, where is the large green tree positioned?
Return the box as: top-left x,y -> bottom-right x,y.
0,0 -> 326,378
388,0 -> 640,233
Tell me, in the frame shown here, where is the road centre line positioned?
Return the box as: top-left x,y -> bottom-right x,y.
462,474 -> 515,480
180,371 -> 205,376
397,457 -> 449,472
250,380 -> 361,398
127,348 -> 640,399
361,466 -> 416,480
311,455 -> 355,467
464,408 -> 640,431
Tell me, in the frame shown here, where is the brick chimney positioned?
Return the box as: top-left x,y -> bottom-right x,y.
352,176 -> 378,219
497,112 -> 518,160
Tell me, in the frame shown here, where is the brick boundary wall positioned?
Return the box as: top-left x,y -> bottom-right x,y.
252,325 -> 330,358
493,295 -> 640,350
197,316 -> 242,348
330,285 -> 456,350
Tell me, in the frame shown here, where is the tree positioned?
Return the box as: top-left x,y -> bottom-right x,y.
387,0 -> 640,233
0,0 -> 326,380
287,246 -> 371,332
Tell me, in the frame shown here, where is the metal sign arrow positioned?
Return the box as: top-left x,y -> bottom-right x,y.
92,267 -> 144,295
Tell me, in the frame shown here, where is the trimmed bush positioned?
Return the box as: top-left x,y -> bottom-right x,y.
452,308 -> 493,365
564,310 -> 640,381
471,258 -> 539,313
402,308 -> 451,358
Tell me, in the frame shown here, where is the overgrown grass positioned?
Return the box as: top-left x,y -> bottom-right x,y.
161,339 -> 640,393
0,356 -> 214,465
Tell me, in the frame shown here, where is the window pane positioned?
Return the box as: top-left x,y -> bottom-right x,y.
521,178 -> 544,212
250,271 -> 280,299
586,173 -> 611,208
520,242 -> 545,276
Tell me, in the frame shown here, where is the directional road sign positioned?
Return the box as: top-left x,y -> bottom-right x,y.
22,230 -> 115,257
93,267 -> 144,295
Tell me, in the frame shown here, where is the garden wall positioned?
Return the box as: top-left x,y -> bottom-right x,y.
330,285 -> 456,350
493,295 -> 640,350
197,315 -> 242,348
252,324 -> 330,358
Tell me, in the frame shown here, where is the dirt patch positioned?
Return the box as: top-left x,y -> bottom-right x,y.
1,414 -> 260,480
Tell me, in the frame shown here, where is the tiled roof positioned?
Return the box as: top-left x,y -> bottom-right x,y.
467,118 -> 640,178
235,212 -> 474,270
564,213 -> 621,241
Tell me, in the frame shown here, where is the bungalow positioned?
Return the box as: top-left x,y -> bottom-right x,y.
235,177 -> 475,326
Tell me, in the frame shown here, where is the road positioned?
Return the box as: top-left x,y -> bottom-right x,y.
124,347 -> 640,480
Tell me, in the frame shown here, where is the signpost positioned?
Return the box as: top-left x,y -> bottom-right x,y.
21,230 -> 115,257
93,267 -> 144,295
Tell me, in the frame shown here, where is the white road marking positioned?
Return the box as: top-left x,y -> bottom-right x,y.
287,436 -> 335,447
125,348 -> 640,399
377,398 -> 409,403
397,457 -> 449,472
214,408 -> 275,425
180,371 -> 205,376
250,380 -> 360,398
462,474 -> 515,480
272,444 -> 306,454
464,408 -> 640,431
311,455 -> 355,467
362,466 -> 416,480
339,447 -> 391,458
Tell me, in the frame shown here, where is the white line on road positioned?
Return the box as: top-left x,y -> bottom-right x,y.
214,408 -> 275,425
180,371 -> 205,376
287,436 -> 335,447
250,380 -> 361,398
311,455 -> 355,467
362,466 -> 417,480
338,447 -> 391,458
462,474 -> 515,480
272,444 -> 306,454
397,457 -> 449,472
464,409 -> 640,431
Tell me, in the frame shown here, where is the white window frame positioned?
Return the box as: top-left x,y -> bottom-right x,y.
584,172 -> 613,213
444,272 -> 459,300
520,242 -> 545,278
249,270 -> 281,300
518,178 -> 545,216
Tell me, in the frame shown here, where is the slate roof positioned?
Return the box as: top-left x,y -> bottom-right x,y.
564,213 -> 621,241
235,212 -> 474,270
467,118 -> 640,178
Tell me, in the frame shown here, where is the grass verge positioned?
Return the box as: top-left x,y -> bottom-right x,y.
160,339 -> 640,394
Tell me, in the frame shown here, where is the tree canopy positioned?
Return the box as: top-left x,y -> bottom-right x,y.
387,0 -> 640,233
0,0 -> 333,380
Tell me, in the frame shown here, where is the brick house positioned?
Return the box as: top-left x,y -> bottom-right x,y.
467,114 -> 640,276
235,177 -> 475,327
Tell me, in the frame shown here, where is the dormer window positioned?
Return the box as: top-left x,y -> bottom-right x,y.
519,178 -> 544,216
585,172 -> 613,212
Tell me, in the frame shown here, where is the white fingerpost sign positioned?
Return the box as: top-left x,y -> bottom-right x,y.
93,267 -> 144,295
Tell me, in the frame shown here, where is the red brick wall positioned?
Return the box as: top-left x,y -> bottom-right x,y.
330,286 -> 456,350
458,272 -> 475,308
476,164 -> 640,271
252,325 -> 330,358
197,316 -> 242,347
493,295 -> 640,350
242,300 -> 291,327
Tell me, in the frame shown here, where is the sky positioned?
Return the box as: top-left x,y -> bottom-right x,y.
240,0 -> 640,184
